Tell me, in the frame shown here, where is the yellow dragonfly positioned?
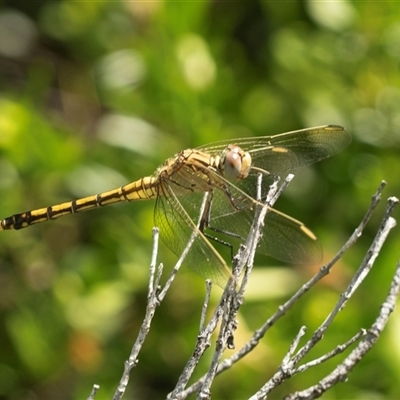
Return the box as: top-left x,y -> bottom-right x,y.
0,125 -> 351,286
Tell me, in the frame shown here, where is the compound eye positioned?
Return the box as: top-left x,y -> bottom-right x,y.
222,145 -> 252,180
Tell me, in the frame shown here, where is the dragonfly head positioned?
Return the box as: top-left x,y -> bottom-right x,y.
220,145 -> 252,180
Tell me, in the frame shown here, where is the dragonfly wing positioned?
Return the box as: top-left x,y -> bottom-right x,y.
259,208 -> 322,264
196,125 -> 351,175
248,125 -> 351,174
209,191 -> 322,265
154,181 -> 232,288
200,170 -> 322,264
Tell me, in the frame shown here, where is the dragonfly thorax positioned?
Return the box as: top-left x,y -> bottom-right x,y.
219,145 -> 252,180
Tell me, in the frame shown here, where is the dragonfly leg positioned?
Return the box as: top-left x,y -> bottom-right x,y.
204,231 -> 235,260
207,225 -> 244,241
198,189 -> 245,261
205,225 -> 247,261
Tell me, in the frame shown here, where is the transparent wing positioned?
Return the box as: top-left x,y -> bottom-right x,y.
196,125 -> 351,174
154,179 -> 232,288
167,163 -> 321,266
154,126 -> 342,286
191,173 -> 322,264
209,196 -> 322,264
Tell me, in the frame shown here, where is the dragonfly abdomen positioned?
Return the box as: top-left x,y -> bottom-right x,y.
0,198 -> 102,230
121,176 -> 159,201
0,176 -> 158,231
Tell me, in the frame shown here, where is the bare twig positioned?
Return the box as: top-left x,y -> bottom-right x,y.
169,174 -> 284,400
290,203 -> 398,367
111,215 -> 210,400
249,196 -> 398,400
87,384 -> 100,400
177,183 -> 398,400
294,329 -> 366,374
93,180 -> 398,400
148,227 -> 160,295
112,228 -> 163,400
199,280 -> 213,331
284,258 -> 400,400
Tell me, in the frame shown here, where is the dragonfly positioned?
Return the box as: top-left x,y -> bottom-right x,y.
0,125 -> 351,287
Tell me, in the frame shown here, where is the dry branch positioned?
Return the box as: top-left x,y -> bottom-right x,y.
87,181 -> 399,400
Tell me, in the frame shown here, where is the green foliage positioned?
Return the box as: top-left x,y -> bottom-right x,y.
0,1 -> 399,399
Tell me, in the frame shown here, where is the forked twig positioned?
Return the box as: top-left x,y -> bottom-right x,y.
284,258 -> 400,400
177,181 -> 393,399
111,228 -> 163,400
250,198 -> 398,400
88,181 -> 399,400
170,174 -> 285,400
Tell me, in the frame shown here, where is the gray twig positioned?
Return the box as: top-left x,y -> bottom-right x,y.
87,384 -> 100,400
176,182 -> 398,400
249,195 -> 398,400
284,257 -> 400,400
90,181 -> 398,400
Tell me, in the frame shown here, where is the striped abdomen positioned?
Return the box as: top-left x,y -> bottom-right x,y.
0,176 -> 158,231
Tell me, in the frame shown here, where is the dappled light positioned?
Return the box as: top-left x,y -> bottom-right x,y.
0,2 -> 399,400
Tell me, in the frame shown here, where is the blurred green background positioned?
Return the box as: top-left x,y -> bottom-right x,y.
0,1 -> 399,399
